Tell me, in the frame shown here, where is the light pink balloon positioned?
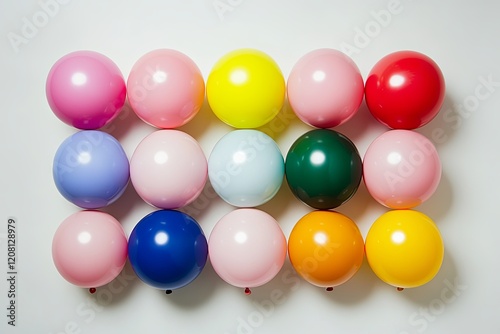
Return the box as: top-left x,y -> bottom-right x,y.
363,130 -> 441,209
52,211 -> 127,288
287,49 -> 364,128
208,209 -> 287,290
130,130 -> 207,209
127,49 -> 205,128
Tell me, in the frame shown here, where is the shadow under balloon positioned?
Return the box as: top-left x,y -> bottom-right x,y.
397,249 -> 461,307
334,99 -> 387,143
416,170 -> 453,224
336,180 -> 385,229
101,102 -> 148,141
179,97 -> 232,140
417,94 -> 460,149
77,260 -> 141,308
257,178 -> 299,222
101,182 -> 149,225
179,179 -> 231,225
257,98 -> 311,143
160,260 -> 222,309
319,258 -> 379,305
238,259 -> 300,305
243,256 -> 378,308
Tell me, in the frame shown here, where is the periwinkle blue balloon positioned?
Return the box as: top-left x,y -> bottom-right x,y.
53,130 -> 129,209
128,210 -> 208,291
208,129 -> 284,207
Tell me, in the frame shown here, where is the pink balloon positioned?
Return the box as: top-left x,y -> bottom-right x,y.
46,51 -> 126,129
287,49 -> 364,128
127,49 -> 205,128
52,211 -> 128,288
130,130 -> 207,209
363,130 -> 441,209
208,209 -> 287,290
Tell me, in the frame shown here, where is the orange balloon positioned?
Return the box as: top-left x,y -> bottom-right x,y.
288,210 -> 364,288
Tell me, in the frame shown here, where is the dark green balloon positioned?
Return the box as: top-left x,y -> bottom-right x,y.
285,129 -> 362,209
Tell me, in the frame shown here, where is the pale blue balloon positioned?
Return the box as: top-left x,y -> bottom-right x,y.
208,130 -> 284,207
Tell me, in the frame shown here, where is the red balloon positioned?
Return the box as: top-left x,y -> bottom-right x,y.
365,51 -> 445,129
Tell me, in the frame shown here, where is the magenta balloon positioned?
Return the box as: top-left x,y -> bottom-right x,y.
52,211 -> 128,288
46,51 -> 126,129
363,130 -> 441,209
127,49 -> 205,128
208,209 -> 287,289
287,49 -> 364,128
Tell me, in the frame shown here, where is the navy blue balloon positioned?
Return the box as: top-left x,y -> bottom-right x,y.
128,210 -> 208,291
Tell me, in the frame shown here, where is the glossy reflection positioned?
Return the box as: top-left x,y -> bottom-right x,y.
208,209 -> 287,289
288,211 -> 364,288
365,210 -> 444,289
53,131 -> 130,209
77,231 -> 92,244
285,129 -> 362,209
46,51 -> 126,129
127,49 -> 205,129
389,73 -> 406,87
128,210 -> 208,291
208,130 -> 284,207
207,49 -> 285,128
365,51 -> 445,129
130,130 -> 207,209
287,49 -> 364,128
52,211 -> 128,288
154,231 -> 169,245
363,130 -> 441,209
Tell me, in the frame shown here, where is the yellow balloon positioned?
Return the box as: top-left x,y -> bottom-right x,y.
365,210 -> 444,289
207,49 -> 285,128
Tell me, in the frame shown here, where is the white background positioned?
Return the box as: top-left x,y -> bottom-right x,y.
1,0 -> 499,333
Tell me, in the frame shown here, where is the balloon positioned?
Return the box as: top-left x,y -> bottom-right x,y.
365,210 -> 444,289
52,211 -> 128,288
365,51 -> 445,129
288,211 -> 364,289
53,131 -> 130,209
207,49 -> 285,128
208,209 -> 287,292
287,48 -> 364,128
285,129 -> 362,209
208,130 -> 284,207
46,51 -> 126,129
363,130 -> 441,209
128,210 -> 208,291
129,130 -> 207,209
127,49 -> 205,128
